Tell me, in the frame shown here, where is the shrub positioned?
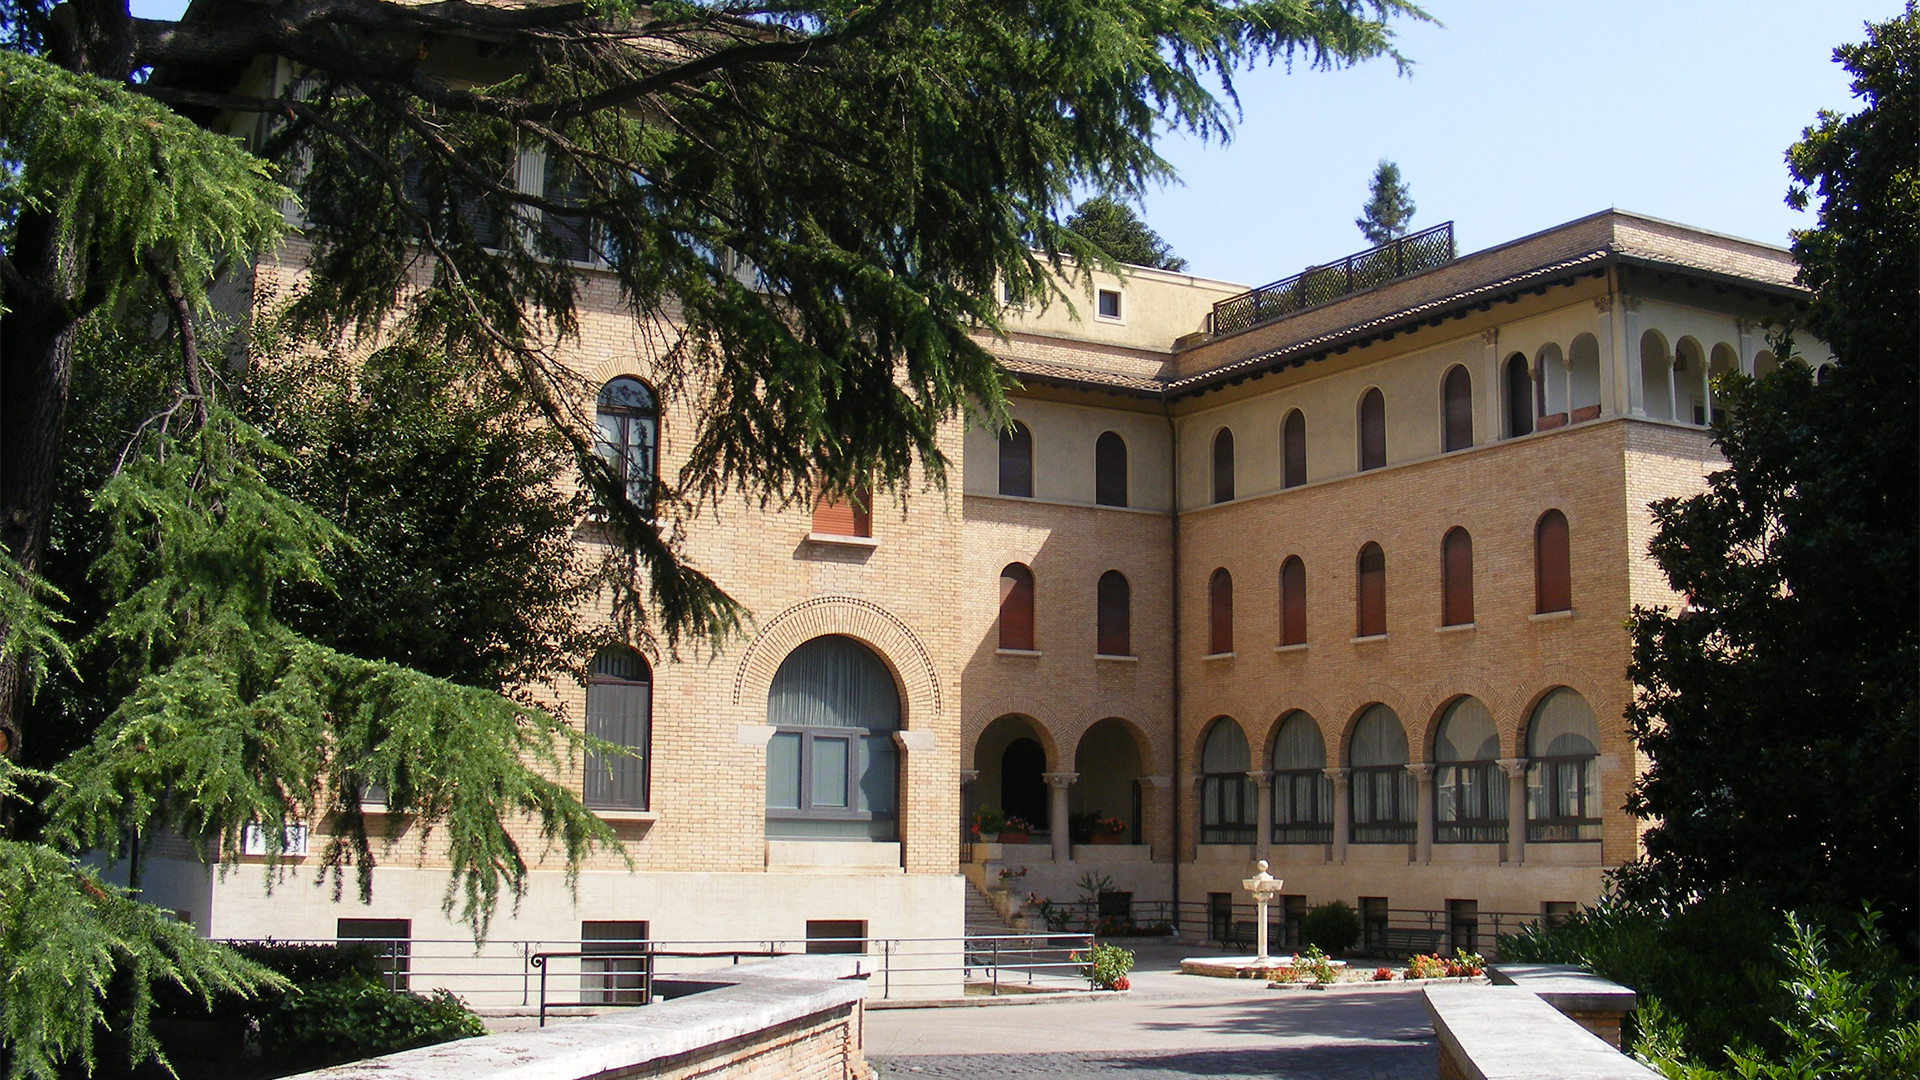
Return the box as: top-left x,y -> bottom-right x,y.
1300,899 -> 1362,955
1444,949 -> 1484,978
1077,943 -> 1134,990
1373,966 -> 1395,982
1406,953 -> 1447,980
1299,943 -> 1338,986
970,806 -> 1006,835
258,975 -> 486,1070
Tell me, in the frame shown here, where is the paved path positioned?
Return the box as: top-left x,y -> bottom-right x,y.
869,944 -> 1436,1078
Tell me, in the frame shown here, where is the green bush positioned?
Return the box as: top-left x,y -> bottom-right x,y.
1077,943 -> 1134,990
1300,899 -> 1361,955
258,974 -> 485,1070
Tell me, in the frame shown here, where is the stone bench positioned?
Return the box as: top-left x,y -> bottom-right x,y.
1425,985 -> 1658,1080
1488,964 -> 1640,1049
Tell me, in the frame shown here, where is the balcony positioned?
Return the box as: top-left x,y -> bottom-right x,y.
1208,221 -> 1456,337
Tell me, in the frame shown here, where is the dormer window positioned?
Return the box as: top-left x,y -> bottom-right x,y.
1096,288 -> 1123,320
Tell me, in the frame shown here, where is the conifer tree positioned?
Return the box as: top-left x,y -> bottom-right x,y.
1065,196 -> 1189,271
1355,158 -> 1417,244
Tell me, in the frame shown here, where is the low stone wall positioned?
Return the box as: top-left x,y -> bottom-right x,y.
1425,983 -> 1657,1080
1487,964 -> 1640,1049
287,955 -> 872,1080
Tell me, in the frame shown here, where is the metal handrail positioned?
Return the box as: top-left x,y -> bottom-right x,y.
1208,222 -> 1456,336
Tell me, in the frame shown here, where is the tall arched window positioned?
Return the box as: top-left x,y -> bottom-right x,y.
1348,705 -> 1414,844
1433,697 -> 1505,844
1639,330 -> 1673,421
584,645 -> 651,810
1442,366 -> 1473,452
766,636 -> 901,840
1358,388 -> 1386,471
1568,335 -> 1602,421
1279,556 -> 1307,647
1208,568 -> 1234,654
1097,571 -> 1131,657
1271,712 -> 1331,844
1504,353 -> 1534,437
1535,510 -> 1572,613
596,377 -> 658,511
1212,428 -> 1236,503
1356,543 -> 1386,638
1442,527 -> 1474,627
1094,431 -> 1128,507
999,563 -> 1036,651
1199,718 -> 1255,844
1282,410 -> 1307,488
999,421 -> 1034,497
1525,689 -> 1601,842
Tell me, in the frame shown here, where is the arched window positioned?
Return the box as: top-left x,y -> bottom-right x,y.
1442,366 -> 1473,452
999,421 -> 1034,497
1676,338 -> 1708,425
1097,571 -> 1131,657
1094,431 -> 1128,507
1525,688 -> 1600,842
1212,428 -> 1236,503
1535,510 -> 1572,613
1279,556 -> 1307,647
1753,350 -> 1780,379
596,377 -> 658,511
1442,527 -> 1474,627
1536,343 -> 1568,427
1356,543 -> 1386,638
1348,705 -> 1414,844
1208,568 -> 1234,654
1282,410 -> 1307,488
1271,712 -> 1331,844
1504,353 -> 1533,438
584,645 -> 651,810
1569,334 -> 1602,421
1433,697 -> 1505,844
1358,388 -> 1386,471
766,636 -> 901,840
1708,344 -> 1738,426
1199,718 -> 1255,844
999,563 -> 1036,651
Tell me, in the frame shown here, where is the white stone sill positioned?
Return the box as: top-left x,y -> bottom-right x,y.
1272,643 -> 1308,654
803,532 -> 878,549
1202,651 -> 1235,661
592,809 -> 659,824
996,648 -> 1042,658
1095,653 -> 1140,663
1435,623 -> 1476,635
1350,634 -> 1388,644
1529,609 -> 1575,622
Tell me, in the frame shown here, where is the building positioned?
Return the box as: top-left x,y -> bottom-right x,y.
136,202 -> 1822,997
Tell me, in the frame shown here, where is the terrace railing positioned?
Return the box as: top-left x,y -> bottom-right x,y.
1208,221 -> 1456,337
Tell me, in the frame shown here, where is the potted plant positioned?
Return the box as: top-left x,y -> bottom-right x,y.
1090,816 -> 1127,845
970,806 -> 1006,843
998,815 -> 1033,844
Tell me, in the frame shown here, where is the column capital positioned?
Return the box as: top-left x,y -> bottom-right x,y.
1043,771 -> 1080,789
1481,328 -> 1499,346
1592,294 -> 1614,315
1406,763 -> 1436,782
1141,774 -> 1174,789
1245,770 -> 1272,787
1497,758 -> 1530,780
1322,767 -> 1350,785
959,770 -> 980,784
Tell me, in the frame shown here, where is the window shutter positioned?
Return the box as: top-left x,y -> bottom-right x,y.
1536,510 -> 1572,612
811,485 -> 871,537
999,423 -> 1034,497
1208,569 -> 1234,654
1280,557 -> 1307,646
1095,432 -> 1128,507
1359,389 -> 1386,470
1097,571 -> 1131,656
1443,366 -> 1473,452
1212,429 -> 1235,503
999,564 -> 1035,650
1283,411 -> 1307,488
1442,528 -> 1474,626
1356,544 -> 1386,637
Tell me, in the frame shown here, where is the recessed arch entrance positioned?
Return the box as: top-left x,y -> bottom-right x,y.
974,714 -> 1051,830
1071,718 -> 1149,845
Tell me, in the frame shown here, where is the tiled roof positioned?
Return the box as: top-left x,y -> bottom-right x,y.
996,354 -> 1166,396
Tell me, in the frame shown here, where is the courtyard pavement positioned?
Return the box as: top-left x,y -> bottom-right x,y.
867,943 -> 1437,1078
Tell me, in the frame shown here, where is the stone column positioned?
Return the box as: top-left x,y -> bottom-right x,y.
1499,759 -> 1530,865
1249,771 -> 1273,861
1410,764 -> 1435,864
1324,767 -> 1350,864
1044,772 -> 1079,863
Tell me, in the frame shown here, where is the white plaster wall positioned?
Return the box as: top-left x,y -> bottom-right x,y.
963,397 -> 1174,512
1001,262 -> 1245,352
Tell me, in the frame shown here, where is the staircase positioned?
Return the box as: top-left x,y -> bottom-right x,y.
963,873 -> 1026,932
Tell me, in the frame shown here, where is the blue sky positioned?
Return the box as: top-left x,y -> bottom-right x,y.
134,0 -> 1899,285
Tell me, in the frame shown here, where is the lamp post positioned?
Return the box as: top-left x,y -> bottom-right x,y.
1241,859 -> 1285,963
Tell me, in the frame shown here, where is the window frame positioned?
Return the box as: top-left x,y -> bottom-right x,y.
1094,431 -> 1129,507
1279,556 -> 1307,647
1535,509 -> 1572,613
583,645 -> 652,812
1270,712 -> 1331,845
764,636 -> 902,841
1356,543 -> 1386,638
1358,387 -> 1386,471
1442,365 -> 1473,452
1282,409 -> 1307,488
999,563 -> 1037,651
1211,427 -> 1236,504
998,421 -> 1034,497
1505,353 -> 1534,437
1096,570 -> 1131,657
1441,527 -> 1474,627
595,377 -> 659,513
1198,718 -> 1256,845
1207,567 -> 1234,654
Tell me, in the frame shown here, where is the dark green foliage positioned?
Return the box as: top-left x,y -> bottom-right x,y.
1300,899 -> 1361,955
0,836 -> 283,1080
225,941 -> 386,987
1620,5 -> 1918,940
255,978 -> 485,1072
1064,196 -> 1188,271
1500,902 -> 1919,1078
1354,158 -> 1415,243
243,338 -> 596,691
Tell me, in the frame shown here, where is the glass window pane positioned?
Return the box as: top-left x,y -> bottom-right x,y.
813,736 -> 850,808
859,735 -> 896,814
768,732 -> 802,810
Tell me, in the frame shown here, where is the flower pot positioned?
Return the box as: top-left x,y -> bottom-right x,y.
1091,833 -> 1124,845
999,828 -> 1030,844
977,832 -> 999,844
